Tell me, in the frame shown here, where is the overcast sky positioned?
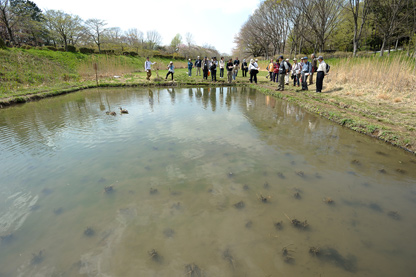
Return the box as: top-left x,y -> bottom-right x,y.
33,0 -> 260,54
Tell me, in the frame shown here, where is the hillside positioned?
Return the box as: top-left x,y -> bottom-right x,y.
0,48 -> 187,98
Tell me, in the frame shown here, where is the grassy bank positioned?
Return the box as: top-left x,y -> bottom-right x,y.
0,48 -> 187,97
0,48 -> 415,154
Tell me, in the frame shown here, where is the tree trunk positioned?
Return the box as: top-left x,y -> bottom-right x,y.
395,38 -> 399,51
63,35 -> 68,51
0,8 -> 15,44
380,36 -> 386,57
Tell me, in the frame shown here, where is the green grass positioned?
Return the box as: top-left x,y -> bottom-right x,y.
0,48 -> 183,98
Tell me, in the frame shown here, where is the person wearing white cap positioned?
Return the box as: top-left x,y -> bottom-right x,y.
165,61 -> 174,81
195,56 -> 202,76
188,59 -> 193,77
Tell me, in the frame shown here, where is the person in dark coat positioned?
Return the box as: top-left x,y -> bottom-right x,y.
241,59 -> 248,77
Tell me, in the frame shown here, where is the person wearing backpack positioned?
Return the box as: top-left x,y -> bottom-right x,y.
316,56 -> 328,93
276,56 -> 288,91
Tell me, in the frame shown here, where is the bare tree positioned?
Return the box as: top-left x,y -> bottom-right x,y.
146,30 -> 162,50
185,32 -> 193,46
347,0 -> 371,56
125,28 -> 143,52
107,27 -> 124,52
290,0 -> 346,52
0,0 -> 15,44
85,18 -> 107,53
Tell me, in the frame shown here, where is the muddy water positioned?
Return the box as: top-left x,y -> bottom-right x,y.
0,87 -> 415,277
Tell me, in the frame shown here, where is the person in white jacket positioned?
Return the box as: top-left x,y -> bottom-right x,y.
316,56 -> 328,93
144,57 -> 156,80
248,59 -> 259,84
292,58 -> 301,87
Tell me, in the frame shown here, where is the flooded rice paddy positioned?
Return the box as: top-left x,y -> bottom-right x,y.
0,87 -> 415,277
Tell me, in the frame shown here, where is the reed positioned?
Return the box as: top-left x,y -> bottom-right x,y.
326,55 -> 416,106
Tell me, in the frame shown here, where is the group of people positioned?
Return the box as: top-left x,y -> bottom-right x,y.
145,53 -> 328,93
188,56 -> 248,84
267,53 -> 328,93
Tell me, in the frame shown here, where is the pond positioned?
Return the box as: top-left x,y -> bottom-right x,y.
0,87 -> 415,276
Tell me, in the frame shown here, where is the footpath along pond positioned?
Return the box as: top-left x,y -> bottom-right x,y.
0,87 -> 415,276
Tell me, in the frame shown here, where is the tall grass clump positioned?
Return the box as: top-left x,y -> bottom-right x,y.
326,54 -> 416,106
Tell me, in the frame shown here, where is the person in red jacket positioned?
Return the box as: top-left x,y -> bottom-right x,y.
272,59 -> 280,82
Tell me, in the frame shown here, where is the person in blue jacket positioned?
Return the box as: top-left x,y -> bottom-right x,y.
188,59 -> 193,77
301,57 -> 312,91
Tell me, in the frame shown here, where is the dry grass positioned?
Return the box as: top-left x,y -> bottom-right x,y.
77,56 -> 188,81
77,55 -> 140,80
325,55 -> 416,107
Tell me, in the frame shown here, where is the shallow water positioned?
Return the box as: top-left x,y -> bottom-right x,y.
0,87 -> 415,277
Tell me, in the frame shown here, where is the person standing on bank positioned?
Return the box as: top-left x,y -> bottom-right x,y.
165,61 -> 174,80
267,59 -> 274,81
292,58 -> 301,87
188,59 -> 193,77
226,58 -> 234,83
248,59 -> 259,84
202,57 -> 210,80
145,57 -> 156,81
219,57 -> 225,78
285,58 -> 291,85
301,56 -> 312,90
233,57 -> 240,77
276,56 -> 288,91
210,59 -> 217,82
272,59 -> 279,82
241,59 -> 248,77
310,53 -> 317,85
195,56 -> 202,76
316,56 -> 328,93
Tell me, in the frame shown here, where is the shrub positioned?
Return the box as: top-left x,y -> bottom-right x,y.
20,45 -> 31,49
58,48 -> 65,52
79,47 -> 94,54
123,51 -> 138,56
46,46 -> 57,51
66,45 -> 77,53
100,49 -> 115,55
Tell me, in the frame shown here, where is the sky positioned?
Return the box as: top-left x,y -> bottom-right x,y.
32,0 -> 261,54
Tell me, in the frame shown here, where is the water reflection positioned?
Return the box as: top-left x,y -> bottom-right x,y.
0,87 -> 415,277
